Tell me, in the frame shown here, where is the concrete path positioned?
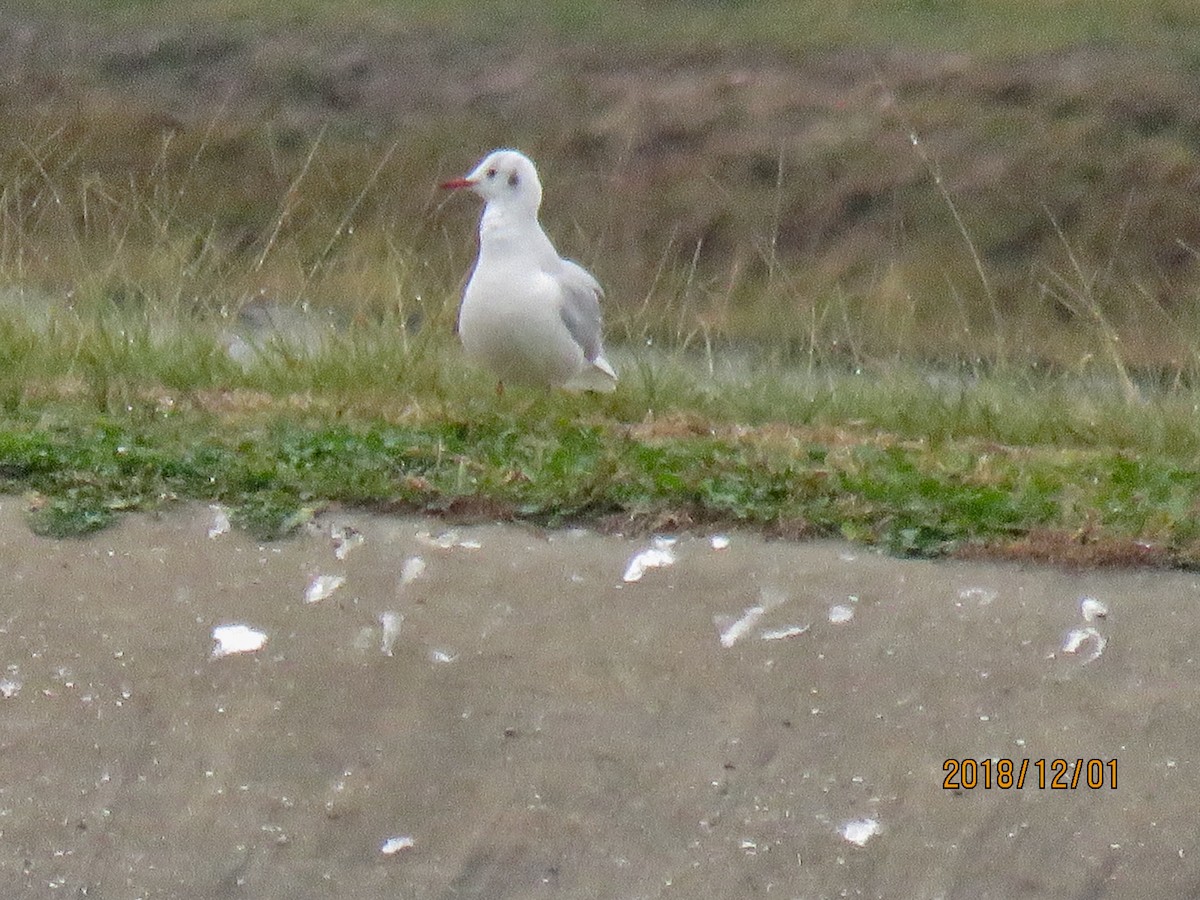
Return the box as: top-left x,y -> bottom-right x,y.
0,504 -> 1192,899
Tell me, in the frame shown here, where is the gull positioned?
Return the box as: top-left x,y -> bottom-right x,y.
441,149 -> 618,393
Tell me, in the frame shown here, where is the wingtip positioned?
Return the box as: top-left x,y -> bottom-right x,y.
594,357 -> 618,380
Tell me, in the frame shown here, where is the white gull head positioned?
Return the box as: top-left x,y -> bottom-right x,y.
444,148 -> 543,212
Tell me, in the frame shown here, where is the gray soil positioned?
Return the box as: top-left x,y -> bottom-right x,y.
1,504 -> 1196,898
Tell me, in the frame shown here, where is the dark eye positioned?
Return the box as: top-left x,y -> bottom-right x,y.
508,172 -> 520,187
486,168 -> 497,179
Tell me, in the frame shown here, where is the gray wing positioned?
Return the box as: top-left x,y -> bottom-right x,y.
556,259 -> 606,363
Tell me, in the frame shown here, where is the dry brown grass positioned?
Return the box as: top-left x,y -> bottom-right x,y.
3,15 -> 1200,372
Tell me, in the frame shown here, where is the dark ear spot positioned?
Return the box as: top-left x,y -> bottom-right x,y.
508,172 -> 520,187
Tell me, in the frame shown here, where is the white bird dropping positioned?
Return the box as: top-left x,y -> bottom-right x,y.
1062,626 -> 1107,664
1080,597 -> 1108,622
331,523 -> 364,560
828,604 -> 855,624
441,149 -> 618,392
380,835 -> 415,855
399,556 -> 426,586
211,624 -> 268,659
622,536 -> 676,583
379,612 -> 402,657
840,818 -> 882,846
304,574 -> 346,604
760,624 -> 809,641
714,605 -> 765,648
207,505 -> 231,539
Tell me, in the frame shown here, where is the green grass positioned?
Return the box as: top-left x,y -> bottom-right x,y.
0,292 -> 1198,565
4,377 -> 1200,566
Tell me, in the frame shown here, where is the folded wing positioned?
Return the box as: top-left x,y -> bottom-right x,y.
556,259 -> 618,392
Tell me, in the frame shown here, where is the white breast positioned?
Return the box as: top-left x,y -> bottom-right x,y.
457,264 -> 585,388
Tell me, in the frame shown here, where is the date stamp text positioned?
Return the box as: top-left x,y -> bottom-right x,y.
943,758 -> 1117,790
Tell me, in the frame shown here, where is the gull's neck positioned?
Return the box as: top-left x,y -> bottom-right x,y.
478,200 -> 557,267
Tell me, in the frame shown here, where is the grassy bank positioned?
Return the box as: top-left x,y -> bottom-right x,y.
1,2 -> 1200,564
6,387 -> 1200,567
0,294 -> 1198,566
